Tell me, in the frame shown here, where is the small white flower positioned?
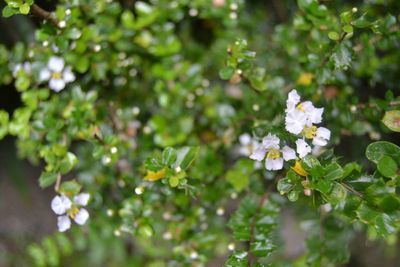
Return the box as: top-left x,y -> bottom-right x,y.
51,192 -> 90,232
296,139 -> 311,158
238,133 -> 258,156
250,133 -> 295,171
40,56 -> 75,92
12,62 -> 31,77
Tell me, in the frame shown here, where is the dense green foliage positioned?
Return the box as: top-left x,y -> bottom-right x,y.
1,0 -> 400,266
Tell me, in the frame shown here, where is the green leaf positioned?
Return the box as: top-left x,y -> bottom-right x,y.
224,251 -> 248,267
2,6 -> 16,18
145,157 -> 164,172
59,180 -> 82,196
59,152 -> 78,174
301,155 -> 321,172
326,183 -> 347,204
331,43 -> 351,69
328,31 -> 340,41
377,155 -> 398,178
382,110 -> 400,132
19,3 -> 30,14
173,146 -> 199,170
315,179 -> 332,195
226,159 -> 253,192
162,147 -> 177,166
15,75 -> 30,91
352,13 -> 373,28
343,25 -> 353,33
219,66 -> 235,80
169,175 -> 180,187
39,171 -> 58,188
366,141 -> 400,164
324,162 -> 344,180
0,110 -> 9,139
251,239 -> 275,257
277,178 -> 293,195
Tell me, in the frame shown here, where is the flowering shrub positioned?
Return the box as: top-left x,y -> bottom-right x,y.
1,0 -> 400,266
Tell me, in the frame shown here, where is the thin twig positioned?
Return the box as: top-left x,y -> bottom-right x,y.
55,173 -> 62,192
30,4 -> 59,27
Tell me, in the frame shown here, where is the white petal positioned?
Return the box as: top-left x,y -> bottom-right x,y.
265,158 -> 284,170
308,107 -> 324,124
23,62 -> 31,73
12,63 -> 21,77
239,133 -> 252,145
312,137 -> 328,146
249,145 -> 267,161
286,89 -> 301,109
312,145 -> 324,156
51,196 -> 67,215
262,133 -> 280,149
296,139 -> 311,158
239,146 -> 251,156
39,68 -> 51,81
63,67 -> 75,83
49,78 -> 66,92
316,127 -> 331,140
60,195 -> 72,209
74,208 -> 89,225
48,56 -> 65,72
74,193 -> 90,206
285,110 -> 307,135
57,215 -> 71,232
281,146 -> 296,161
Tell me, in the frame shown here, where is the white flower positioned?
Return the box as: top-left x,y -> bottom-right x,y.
40,56 -> 75,92
285,89 -> 330,147
250,133 -> 296,171
51,192 -> 90,232
238,133 -> 259,156
12,62 -> 31,77
296,139 -> 311,158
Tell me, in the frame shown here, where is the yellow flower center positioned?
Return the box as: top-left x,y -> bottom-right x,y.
296,103 -> 304,112
68,206 -> 80,219
267,148 -> 281,159
291,160 -> 309,177
52,72 -> 62,79
302,125 -> 317,139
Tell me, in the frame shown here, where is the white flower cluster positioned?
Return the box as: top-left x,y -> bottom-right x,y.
51,193 -> 90,232
285,89 -> 331,157
245,89 -> 330,171
40,56 -> 75,92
